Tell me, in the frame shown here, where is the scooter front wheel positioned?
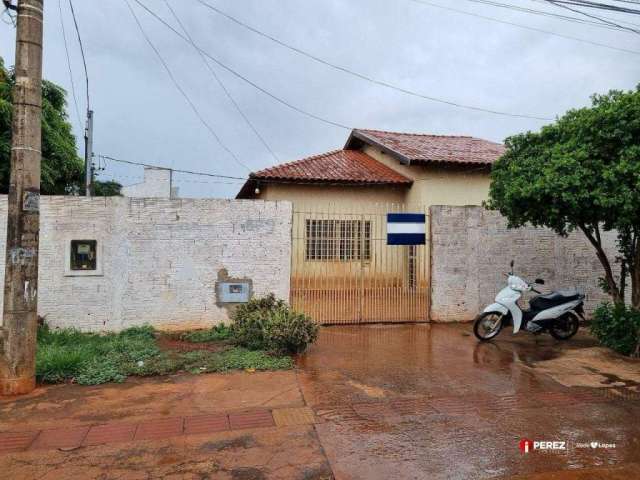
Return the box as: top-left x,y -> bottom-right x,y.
473,312 -> 504,341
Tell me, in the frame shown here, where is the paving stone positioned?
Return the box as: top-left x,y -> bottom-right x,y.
228,410 -> 275,430
272,407 -> 316,427
30,426 -> 89,450
390,398 -> 436,415
134,417 -> 184,441
83,423 -> 137,446
0,431 -> 38,454
184,414 -> 230,435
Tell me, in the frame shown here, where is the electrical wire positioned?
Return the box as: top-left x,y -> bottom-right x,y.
528,0 -> 640,26
194,0 -> 552,121
99,154 -> 248,181
68,0 -> 90,112
163,0 -> 280,165
544,0 -> 640,32
58,0 -> 83,130
132,0 -> 351,130
550,0 -> 640,14
408,0 -> 640,55
123,0 -> 252,172
465,0 -> 639,30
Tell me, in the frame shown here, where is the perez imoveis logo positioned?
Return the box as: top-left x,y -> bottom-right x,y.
519,438 -> 566,453
519,439 -> 534,453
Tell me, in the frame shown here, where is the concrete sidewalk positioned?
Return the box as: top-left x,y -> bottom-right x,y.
0,371 -> 332,480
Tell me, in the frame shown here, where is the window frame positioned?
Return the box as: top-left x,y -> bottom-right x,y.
305,218 -> 372,262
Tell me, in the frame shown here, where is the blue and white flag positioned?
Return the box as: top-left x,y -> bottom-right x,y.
387,213 -> 426,245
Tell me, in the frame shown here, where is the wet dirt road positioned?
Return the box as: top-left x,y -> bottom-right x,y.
297,324 -> 640,480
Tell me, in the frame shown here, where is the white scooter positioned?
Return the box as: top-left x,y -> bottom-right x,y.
474,261 -> 585,341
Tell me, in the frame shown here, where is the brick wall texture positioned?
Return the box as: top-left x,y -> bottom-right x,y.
430,205 -> 619,322
0,196 -> 292,331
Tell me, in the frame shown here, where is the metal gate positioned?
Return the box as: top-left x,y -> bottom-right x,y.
290,203 -> 429,324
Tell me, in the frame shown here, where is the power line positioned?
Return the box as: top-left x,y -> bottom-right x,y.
1,0 -> 16,27
544,1 -> 640,32
551,0 -> 640,14
163,0 -> 280,165
98,154 -> 247,181
123,0 -> 252,172
409,0 -> 640,55
528,0 -> 640,26
57,0 -> 83,130
465,0 -> 639,30
194,0 -> 552,121
68,0 -> 90,112
132,0 -> 351,130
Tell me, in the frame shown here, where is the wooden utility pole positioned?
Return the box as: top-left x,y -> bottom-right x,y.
84,109 -> 93,196
0,0 -> 44,396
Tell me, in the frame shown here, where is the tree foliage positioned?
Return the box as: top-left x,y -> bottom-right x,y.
488,86 -> 640,309
0,57 -> 120,195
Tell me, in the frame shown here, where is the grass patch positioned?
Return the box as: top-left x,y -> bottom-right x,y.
36,324 -> 292,386
180,324 -> 232,343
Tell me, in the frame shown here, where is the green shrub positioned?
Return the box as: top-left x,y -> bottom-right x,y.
591,303 -> 640,356
181,324 -> 232,343
264,308 -> 319,354
230,294 -> 318,354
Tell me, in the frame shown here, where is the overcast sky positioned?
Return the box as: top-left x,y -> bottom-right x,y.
1,0 -> 639,198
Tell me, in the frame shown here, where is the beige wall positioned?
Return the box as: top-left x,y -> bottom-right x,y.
255,147 -> 491,209
257,183 -> 407,210
362,146 -> 491,207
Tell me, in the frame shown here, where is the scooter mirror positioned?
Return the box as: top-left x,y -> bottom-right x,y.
535,278 -> 545,285
510,260 -> 514,268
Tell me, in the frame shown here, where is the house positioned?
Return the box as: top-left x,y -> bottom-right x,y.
236,129 -> 505,208
236,129 -> 506,324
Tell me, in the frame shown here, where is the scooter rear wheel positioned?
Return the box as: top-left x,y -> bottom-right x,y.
474,312 -> 503,341
549,312 -> 579,340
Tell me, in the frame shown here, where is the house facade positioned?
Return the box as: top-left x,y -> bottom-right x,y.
237,129 -> 505,324
237,129 -> 504,209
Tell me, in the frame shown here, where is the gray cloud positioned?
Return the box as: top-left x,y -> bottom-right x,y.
1,0 -> 638,197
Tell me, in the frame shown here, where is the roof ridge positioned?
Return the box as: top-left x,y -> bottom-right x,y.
356,128 -> 476,140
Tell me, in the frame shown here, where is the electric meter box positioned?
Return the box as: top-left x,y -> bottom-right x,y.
217,281 -> 251,303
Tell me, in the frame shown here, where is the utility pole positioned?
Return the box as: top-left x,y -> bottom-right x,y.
84,109 -> 93,196
0,0 -> 44,396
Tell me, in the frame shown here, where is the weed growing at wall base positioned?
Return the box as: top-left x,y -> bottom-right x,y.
36,324 -> 292,386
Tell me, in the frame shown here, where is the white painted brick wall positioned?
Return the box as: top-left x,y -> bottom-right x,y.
0,196 -> 292,331
430,205 -> 619,322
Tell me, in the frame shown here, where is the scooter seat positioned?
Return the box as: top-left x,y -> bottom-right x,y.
530,291 -> 581,311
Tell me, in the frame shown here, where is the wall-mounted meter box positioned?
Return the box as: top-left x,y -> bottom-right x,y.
217,281 -> 251,303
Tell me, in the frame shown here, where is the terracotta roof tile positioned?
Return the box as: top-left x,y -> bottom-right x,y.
249,150 -> 412,185
352,129 -> 505,165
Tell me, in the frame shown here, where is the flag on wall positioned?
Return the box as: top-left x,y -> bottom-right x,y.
386,213 -> 426,245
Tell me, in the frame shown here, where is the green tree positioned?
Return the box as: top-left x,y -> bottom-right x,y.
487,87 -> 640,309
0,57 -> 120,195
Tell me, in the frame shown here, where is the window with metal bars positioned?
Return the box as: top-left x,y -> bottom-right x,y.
305,219 -> 371,261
